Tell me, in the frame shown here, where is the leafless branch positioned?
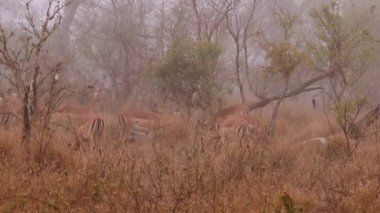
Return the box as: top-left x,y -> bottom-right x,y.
248,73 -> 328,110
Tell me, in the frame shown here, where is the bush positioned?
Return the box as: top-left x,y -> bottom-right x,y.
154,39 -> 222,108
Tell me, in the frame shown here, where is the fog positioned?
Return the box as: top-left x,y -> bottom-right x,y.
0,0 -> 379,135
1,1 -> 380,211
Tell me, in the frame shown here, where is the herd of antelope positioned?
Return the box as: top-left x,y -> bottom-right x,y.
0,87 -> 260,154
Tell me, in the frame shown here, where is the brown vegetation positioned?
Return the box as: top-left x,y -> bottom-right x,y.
0,106 -> 380,212
0,0 -> 379,212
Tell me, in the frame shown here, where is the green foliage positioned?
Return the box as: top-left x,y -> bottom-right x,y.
332,96 -> 370,154
264,41 -> 305,79
154,39 -> 222,107
308,1 -> 376,83
333,97 -> 368,130
275,193 -> 303,213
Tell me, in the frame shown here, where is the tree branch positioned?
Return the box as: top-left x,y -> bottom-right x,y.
248,73 -> 329,110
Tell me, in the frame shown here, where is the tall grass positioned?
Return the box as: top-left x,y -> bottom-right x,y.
0,108 -> 380,212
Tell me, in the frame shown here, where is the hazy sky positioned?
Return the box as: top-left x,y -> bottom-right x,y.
0,1 -> 45,23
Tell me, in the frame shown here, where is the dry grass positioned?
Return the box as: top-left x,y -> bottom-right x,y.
1,107 -> 380,212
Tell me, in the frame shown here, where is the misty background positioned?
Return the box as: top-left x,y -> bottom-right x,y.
0,0 -> 379,114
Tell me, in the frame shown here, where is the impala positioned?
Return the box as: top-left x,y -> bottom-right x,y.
0,90 -> 21,129
215,114 -> 258,142
0,112 -> 15,129
76,115 -> 105,155
118,109 -> 186,142
118,109 -> 160,142
203,113 -> 259,146
55,107 -> 104,154
56,86 -> 105,154
212,103 -> 249,130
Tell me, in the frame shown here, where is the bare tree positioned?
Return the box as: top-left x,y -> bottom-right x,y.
75,0 -> 156,105
54,0 -> 85,59
0,1 -> 66,147
226,0 -> 261,103
191,0 -> 240,42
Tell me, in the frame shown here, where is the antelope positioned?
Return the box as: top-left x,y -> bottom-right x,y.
0,113 -> 15,129
212,103 -> 249,130
56,85 -> 105,154
118,109 -> 160,142
118,109 -> 187,142
202,104 -> 258,147
0,90 -> 21,129
75,116 -> 105,155
215,114 -> 258,142
57,109 -> 105,155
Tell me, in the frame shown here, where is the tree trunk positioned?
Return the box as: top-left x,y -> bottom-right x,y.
269,77 -> 289,137
191,0 -> 202,41
21,80 -> 38,144
21,85 -> 32,144
56,0 -> 84,56
235,44 -> 246,104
